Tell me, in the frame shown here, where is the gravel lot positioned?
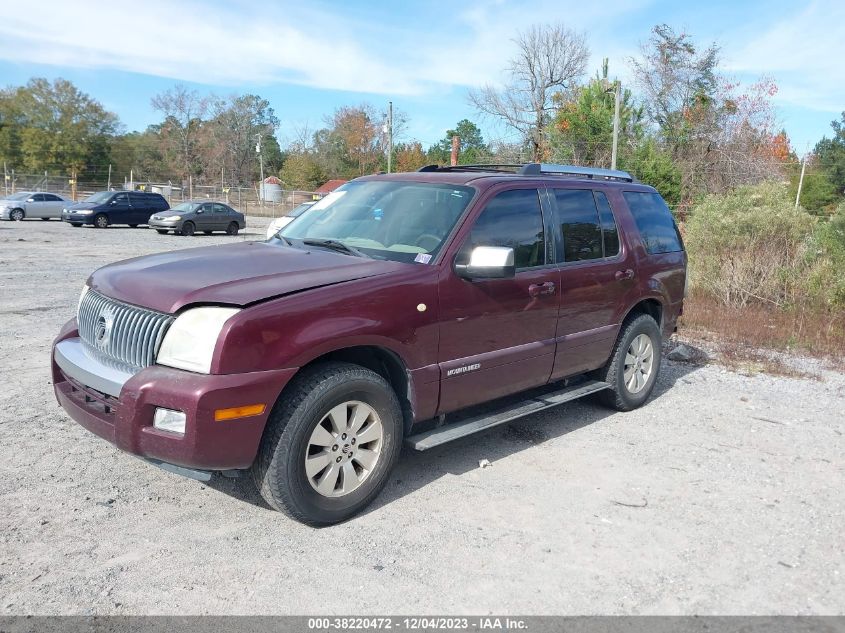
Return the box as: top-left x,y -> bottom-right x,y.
0,219 -> 843,615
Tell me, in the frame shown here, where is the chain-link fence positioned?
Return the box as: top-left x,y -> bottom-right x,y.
1,172 -> 321,218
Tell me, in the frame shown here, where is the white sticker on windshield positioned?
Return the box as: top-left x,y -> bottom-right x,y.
414,253 -> 432,264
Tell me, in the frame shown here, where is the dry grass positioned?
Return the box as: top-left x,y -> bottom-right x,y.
679,291 -> 845,370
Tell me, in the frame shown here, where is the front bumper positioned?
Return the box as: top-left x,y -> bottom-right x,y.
0,208 -> 11,219
148,218 -> 182,230
62,212 -> 95,224
51,325 -> 297,471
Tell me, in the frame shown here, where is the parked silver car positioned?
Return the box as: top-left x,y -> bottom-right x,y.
0,191 -> 72,220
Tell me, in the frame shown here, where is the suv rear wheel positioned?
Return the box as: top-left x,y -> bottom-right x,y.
253,362 -> 402,525
594,313 -> 662,411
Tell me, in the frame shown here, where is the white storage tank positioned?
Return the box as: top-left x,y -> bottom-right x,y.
260,176 -> 283,203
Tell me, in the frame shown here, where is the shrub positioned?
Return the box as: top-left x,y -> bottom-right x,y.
806,202 -> 845,307
684,182 -> 816,308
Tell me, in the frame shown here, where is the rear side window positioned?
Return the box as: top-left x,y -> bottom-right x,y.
552,189 -> 602,262
622,192 -> 684,254
593,191 -> 619,257
153,195 -> 168,209
462,189 -> 545,269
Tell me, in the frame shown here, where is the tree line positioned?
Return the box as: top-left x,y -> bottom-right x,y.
0,22 -> 843,212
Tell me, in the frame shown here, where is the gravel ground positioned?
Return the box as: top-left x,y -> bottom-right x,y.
0,219 -> 843,615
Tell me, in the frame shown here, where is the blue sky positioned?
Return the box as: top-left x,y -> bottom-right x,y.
0,0 -> 842,153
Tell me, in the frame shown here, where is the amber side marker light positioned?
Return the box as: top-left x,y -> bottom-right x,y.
214,404 -> 266,422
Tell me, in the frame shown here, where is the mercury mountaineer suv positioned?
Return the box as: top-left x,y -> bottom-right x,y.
51,163 -> 686,525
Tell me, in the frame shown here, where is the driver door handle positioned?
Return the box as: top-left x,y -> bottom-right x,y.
615,269 -> 635,281
529,282 -> 556,297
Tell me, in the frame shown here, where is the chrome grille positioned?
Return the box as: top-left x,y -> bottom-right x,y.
78,289 -> 174,368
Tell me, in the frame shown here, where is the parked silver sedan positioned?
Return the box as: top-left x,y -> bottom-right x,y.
0,191 -> 73,220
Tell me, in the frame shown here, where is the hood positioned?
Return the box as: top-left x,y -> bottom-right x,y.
67,202 -> 97,210
88,241 -> 406,313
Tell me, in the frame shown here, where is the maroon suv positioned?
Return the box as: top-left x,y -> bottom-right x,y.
51,163 -> 686,525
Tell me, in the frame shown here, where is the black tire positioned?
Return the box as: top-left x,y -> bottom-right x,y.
129,223 -> 139,228
593,313 -> 662,411
94,214 -> 109,229
10,209 -> 24,221
70,223 -> 82,227
226,222 -> 239,235
252,362 -> 403,526
156,229 -> 168,235
180,221 -> 195,237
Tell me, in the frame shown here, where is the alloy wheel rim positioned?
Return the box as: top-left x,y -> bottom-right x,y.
623,333 -> 654,394
305,400 -> 384,498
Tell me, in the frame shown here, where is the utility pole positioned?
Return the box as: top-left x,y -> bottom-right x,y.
386,101 -> 393,174
255,133 -> 265,205
611,80 -> 621,170
3,162 -> 8,197
795,153 -> 807,209
107,164 -> 112,191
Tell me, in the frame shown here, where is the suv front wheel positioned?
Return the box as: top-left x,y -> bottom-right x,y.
253,362 -> 403,525
594,313 -> 662,411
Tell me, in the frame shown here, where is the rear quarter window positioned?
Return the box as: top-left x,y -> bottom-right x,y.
622,192 -> 684,254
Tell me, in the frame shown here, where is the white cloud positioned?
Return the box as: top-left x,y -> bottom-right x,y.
0,0 -> 649,96
722,0 -> 845,112
0,0 -> 422,94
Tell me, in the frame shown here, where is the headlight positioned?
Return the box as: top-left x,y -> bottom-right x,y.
156,307 -> 240,373
163,216 -> 180,222
75,209 -> 94,215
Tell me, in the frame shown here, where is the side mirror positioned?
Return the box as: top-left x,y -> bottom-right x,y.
196,208 -> 204,214
110,199 -> 117,205
455,246 -> 516,280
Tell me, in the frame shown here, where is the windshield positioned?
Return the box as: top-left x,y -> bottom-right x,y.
84,191 -> 115,204
280,180 -> 475,263
170,202 -> 201,213
4,192 -> 32,201
288,202 -> 315,218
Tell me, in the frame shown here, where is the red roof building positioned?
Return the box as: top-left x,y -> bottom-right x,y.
314,179 -> 348,194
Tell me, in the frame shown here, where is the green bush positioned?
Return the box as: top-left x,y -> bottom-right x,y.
806,202 -> 845,307
684,182 -> 817,308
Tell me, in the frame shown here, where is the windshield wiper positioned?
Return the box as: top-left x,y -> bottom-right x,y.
302,238 -> 368,258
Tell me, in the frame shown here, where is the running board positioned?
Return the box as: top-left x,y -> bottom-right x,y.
406,380 -> 609,451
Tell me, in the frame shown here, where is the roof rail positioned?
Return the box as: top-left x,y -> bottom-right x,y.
417,164 -> 524,173
417,162 -> 634,182
519,163 -> 634,182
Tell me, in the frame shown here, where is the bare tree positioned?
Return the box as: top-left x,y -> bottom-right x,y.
151,85 -> 210,184
469,24 -> 589,160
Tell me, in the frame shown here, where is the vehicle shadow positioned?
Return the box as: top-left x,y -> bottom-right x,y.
205,352 -> 707,518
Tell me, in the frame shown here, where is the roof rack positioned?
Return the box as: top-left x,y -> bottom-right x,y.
417,162 -> 634,182
417,164 -> 524,173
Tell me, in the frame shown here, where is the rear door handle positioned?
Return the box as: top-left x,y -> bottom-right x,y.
529,282 -> 556,297
615,269 -> 634,281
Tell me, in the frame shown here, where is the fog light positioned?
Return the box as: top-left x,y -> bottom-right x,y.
153,408 -> 186,434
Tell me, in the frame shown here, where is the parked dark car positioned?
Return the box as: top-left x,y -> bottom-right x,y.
62,191 -> 169,228
148,200 -> 246,236
52,163 -> 686,525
